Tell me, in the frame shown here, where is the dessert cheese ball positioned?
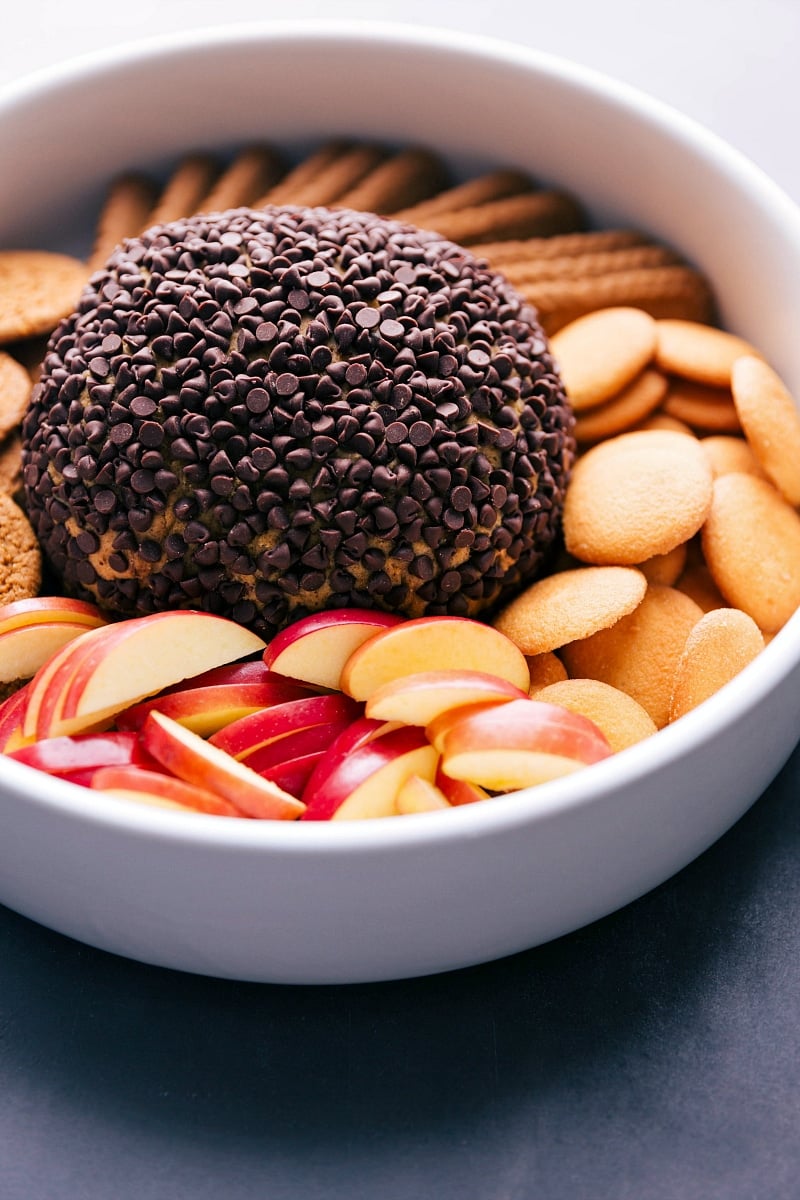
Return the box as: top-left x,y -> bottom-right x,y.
21,204 -> 574,639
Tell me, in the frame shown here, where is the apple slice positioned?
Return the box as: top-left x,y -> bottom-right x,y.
141,711 -> 305,820
437,698 -> 613,791
22,622 -> 113,741
426,701 -> 514,754
0,619 -> 113,686
90,765 -> 241,817
240,717 -> 355,774
395,774 -> 452,815
260,752 -> 326,795
301,724 -> 438,821
7,731 -> 158,777
0,684 -> 30,752
209,693 -> 361,761
34,611 -> 267,740
365,669 -> 528,726
297,715 -> 401,804
115,677 -> 314,736
0,596 -> 107,634
435,765 -> 490,807
263,608 -> 405,690
340,616 -> 531,701
160,660 -> 275,692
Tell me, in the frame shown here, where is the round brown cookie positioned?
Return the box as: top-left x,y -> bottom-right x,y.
560,584 -> 703,729
662,378 -> 741,433
493,565 -> 647,655
669,607 -> 765,721
563,430 -> 713,564
655,319 -> 758,388
573,368 -> 668,443
549,307 -> 657,411
0,251 -> 87,342
0,351 -> 32,439
636,542 -> 687,586
0,491 -> 41,605
699,435 -> 766,480
525,651 -> 569,692
0,431 -> 23,496
701,472 -> 800,633
532,677 -> 657,752
731,355 -> 800,506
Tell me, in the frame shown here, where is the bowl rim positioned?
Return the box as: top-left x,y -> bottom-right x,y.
2,18 -> 800,855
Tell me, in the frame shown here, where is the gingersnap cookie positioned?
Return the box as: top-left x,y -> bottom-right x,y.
269,143 -> 387,208
423,190 -> 586,245
148,153 -> 220,226
655,319 -> 758,388
669,607 -> 765,722
549,307 -> 657,411
88,173 -> 158,272
393,169 -> 532,224
335,147 -> 448,215
472,228 -> 650,266
662,379 -> 741,433
532,677 -> 657,752
501,244 -> 681,286
700,435 -> 766,480
0,250 -> 88,342
701,472 -> 800,633
493,565 -> 647,655
255,141 -> 351,206
200,145 -> 284,213
0,491 -> 41,605
520,265 -> 716,335
731,355 -> 800,506
0,431 -> 22,496
525,651 -> 569,692
560,584 -> 703,728
0,351 -> 32,440
573,368 -> 668,443
563,430 -> 713,564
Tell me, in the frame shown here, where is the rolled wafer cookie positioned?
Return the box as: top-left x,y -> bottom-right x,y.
335,147 -> 448,215
149,153 -> 220,225
472,228 -> 650,265
392,169 -> 532,223
201,145 -> 285,212
87,172 -> 158,271
520,265 -> 716,334
419,190 -> 586,244
501,244 -> 682,284
276,144 -> 387,208
255,140 -> 351,206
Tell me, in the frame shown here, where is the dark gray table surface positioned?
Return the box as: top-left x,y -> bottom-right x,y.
1,739 -> 799,1200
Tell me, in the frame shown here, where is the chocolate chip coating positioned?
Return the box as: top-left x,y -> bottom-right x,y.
22,204 -> 574,638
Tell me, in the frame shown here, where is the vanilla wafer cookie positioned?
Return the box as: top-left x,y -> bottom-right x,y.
573,368 -> 669,443
392,169 -> 532,223
473,228 -> 650,265
256,140 -> 350,206
201,145 -> 285,212
421,190 -> 586,244
0,251 -> 87,343
662,380 -> 741,433
87,173 -> 158,271
278,144 -> 387,208
0,351 -> 31,440
336,147 -> 448,215
731,355 -> 800,505
655,319 -> 758,387
521,265 -> 716,334
149,153 -> 220,225
502,244 -> 682,285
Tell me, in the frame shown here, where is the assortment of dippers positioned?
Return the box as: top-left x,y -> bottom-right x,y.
1,138 -> 799,820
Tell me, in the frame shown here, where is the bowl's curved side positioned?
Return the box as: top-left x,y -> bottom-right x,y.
1,24 -> 799,982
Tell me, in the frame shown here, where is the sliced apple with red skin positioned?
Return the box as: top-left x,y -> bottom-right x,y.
90,765 -> 241,817
160,660 -> 280,693
395,774 -> 452,815
437,698 -> 613,791
301,724 -> 438,821
340,616 -> 531,701
142,710 -> 305,820
0,684 -> 31,752
0,596 -> 107,635
115,677 -> 314,737
365,669 -> 529,726
209,693 -> 361,761
32,611 -> 267,740
426,700 -> 513,755
263,608 -> 405,690
240,717 -> 356,774
23,622 -> 112,741
435,764 -> 490,807
0,619 -> 113,686
298,715 -> 401,803
7,731 -> 160,777
260,752 -> 326,795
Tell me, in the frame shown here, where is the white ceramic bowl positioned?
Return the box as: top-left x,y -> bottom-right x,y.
2,23 -> 800,984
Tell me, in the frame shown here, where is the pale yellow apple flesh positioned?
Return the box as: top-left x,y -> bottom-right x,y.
365,669 -> 528,725
0,621 -> 103,684
332,743 -> 439,820
395,774 -> 452,815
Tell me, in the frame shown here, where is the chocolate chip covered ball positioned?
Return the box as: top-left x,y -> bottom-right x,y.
22,205 -> 575,639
